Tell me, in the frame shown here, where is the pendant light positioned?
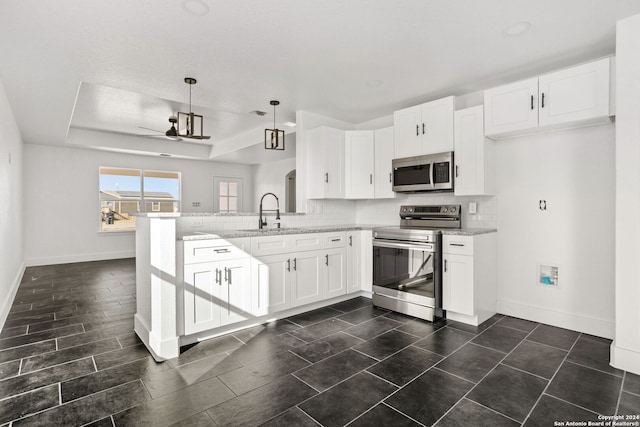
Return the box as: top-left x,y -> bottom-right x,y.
176,77 -> 211,140
265,100 -> 285,150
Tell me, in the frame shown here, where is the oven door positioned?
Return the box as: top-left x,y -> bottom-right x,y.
372,239 -> 441,308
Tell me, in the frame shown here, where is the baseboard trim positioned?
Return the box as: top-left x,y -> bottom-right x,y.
25,250 -> 136,267
498,298 -> 614,339
611,343 -> 640,376
134,314 -> 180,362
0,262 -> 26,331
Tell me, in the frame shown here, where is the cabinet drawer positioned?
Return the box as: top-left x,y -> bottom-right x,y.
443,235 -> 473,256
184,240 -> 246,264
251,235 -> 290,257
323,232 -> 347,248
290,233 -> 323,252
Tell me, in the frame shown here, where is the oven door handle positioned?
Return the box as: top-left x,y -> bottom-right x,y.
430,161 -> 435,188
373,239 -> 435,252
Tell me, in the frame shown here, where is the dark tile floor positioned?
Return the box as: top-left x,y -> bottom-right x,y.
1,259 -> 639,426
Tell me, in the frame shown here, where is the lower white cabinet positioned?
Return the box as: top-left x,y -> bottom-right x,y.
252,253 -> 291,315
183,256 -> 251,335
346,232 -> 361,293
325,247 -> 347,299
442,233 -> 496,326
291,250 -> 324,306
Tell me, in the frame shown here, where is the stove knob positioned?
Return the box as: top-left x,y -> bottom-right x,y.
401,207 -> 407,213
443,207 -> 448,213
450,206 -> 457,213
408,208 -> 414,213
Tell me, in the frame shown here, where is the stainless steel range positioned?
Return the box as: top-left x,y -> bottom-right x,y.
372,205 -> 461,322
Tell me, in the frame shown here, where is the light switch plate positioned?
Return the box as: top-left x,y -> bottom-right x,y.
469,202 -> 477,214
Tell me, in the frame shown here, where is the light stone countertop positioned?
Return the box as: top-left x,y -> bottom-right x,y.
177,225 -> 496,240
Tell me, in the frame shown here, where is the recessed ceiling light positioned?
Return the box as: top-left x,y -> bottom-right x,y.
366,80 -> 383,88
503,21 -> 531,37
181,0 -> 210,16
283,122 -> 296,128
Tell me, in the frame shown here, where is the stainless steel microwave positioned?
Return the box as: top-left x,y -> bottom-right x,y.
392,152 -> 454,193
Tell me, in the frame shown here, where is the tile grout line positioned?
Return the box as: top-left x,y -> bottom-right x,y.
616,371 -> 626,414
520,331 -> 582,424
429,321 -> 543,426
563,359 -> 624,378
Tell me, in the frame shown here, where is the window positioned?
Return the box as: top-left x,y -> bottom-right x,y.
213,177 -> 243,213
99,167 -> 180,232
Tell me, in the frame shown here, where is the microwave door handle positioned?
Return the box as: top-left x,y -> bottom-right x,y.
430,162 -> 435,188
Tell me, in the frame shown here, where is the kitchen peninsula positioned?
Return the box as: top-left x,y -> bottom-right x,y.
134,212 -> 376,361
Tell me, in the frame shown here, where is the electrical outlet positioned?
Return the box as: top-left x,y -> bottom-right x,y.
469,202 -> 477,214
192,201 -> 200,207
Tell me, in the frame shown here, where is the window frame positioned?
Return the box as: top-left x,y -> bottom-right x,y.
98,166 -> 181,233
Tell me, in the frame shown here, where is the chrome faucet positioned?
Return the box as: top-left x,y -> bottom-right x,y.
259,192 -> 281,229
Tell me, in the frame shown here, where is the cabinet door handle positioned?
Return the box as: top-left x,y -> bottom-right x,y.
215,268 -> 221,284
422,123 -> 426,134
370,174 -> 373,184
541,92 -> 545,108
455,165 -> 459,178
531,95 -> 534,110
324,172 -> 329,183
286,259 -> 291,272
293,258 -> 297,271
224,267 -> 228,282
349,235 -> 352,246
416,124 -> 419,136
444,259 -> 447,273
325,254 -> 329,266
389,172 -> 392,183
227,267 -> 233,285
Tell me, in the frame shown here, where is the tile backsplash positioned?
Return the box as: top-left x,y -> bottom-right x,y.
176,195 -> 496,232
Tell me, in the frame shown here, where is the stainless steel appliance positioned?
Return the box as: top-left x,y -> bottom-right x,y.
392,152 -> 454,193
372,204 -> 461,321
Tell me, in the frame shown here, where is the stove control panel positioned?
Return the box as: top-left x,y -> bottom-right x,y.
399,205 -> 460,217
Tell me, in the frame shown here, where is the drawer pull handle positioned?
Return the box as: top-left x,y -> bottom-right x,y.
214,248 -> 231,253
331,238 -> 341,242
450,243 -> 465,247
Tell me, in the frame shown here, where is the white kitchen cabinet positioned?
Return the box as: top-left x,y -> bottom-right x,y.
538,58 -> 611,126
374,127 -> 395,199
291,250 -> 324,306
252,253 -> 292,315
394,96 -> 455,158
306,126 -> 345,199
454,106 -> 494,196
324,247 -> 347,299
183,255 -> 251,335
442,233 -> 496,326
346,232 -> 361,293
345,131 -> 375,199
484,57 -> 612,139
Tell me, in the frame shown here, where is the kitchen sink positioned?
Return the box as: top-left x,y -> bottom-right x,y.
239,227 -> 302,232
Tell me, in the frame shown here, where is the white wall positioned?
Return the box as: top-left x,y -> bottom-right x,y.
0,77 -> 24,328
612,13 -> 640,374
253,157 -> 296,211
23,144 -> 254,266
495,124 -> 615,338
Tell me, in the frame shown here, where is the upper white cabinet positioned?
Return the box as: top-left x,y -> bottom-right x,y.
373,127 -> 395,199
454,106 -> 494,196
345,131 -> 375,199
307,126 -> 345,199
484,57 -> 612,139
394,96 -> 455,158
344,129 -> 396,200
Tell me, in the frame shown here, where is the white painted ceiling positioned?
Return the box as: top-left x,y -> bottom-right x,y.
0,0 -> 639,162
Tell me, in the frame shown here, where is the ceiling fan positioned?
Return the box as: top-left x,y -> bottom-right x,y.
139,77 -> 211,141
